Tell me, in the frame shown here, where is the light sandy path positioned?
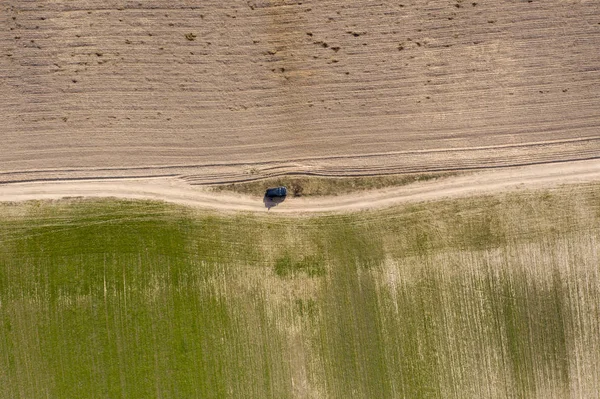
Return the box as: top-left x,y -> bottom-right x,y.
1,160 -> 599,214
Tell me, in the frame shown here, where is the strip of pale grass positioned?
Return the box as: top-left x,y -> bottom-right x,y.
0,184 -> 599,398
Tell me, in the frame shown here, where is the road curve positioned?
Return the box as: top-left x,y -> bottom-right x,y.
1,159 -> 599,214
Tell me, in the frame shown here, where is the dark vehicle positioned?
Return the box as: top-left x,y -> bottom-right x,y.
265,186 -> 287,198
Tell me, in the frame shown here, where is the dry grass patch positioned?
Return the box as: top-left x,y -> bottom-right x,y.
211,172 -> 458,197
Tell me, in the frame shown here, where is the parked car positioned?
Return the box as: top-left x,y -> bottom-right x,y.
265,186 -> 287,198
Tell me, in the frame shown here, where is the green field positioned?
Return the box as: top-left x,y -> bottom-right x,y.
1,185 -> 599,398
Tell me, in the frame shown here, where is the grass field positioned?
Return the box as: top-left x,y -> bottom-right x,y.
1,185 -> 600,398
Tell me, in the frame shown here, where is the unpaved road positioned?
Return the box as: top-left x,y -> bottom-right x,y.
1,159 -> 599,214
1,1 -> 600,184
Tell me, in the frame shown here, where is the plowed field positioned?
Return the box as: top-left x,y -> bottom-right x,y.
1,0 -> 599,184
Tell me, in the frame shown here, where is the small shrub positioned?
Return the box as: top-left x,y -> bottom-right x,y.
290,181 -> 304,197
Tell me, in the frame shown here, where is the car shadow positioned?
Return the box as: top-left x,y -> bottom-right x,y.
263,196 -> 286,210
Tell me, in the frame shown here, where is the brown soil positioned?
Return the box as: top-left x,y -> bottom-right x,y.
1,1 -> 599,184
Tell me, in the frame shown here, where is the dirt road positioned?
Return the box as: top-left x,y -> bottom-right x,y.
1,159 -> 599,213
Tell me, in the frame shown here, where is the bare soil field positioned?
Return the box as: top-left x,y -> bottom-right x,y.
1,0 -> 599,184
